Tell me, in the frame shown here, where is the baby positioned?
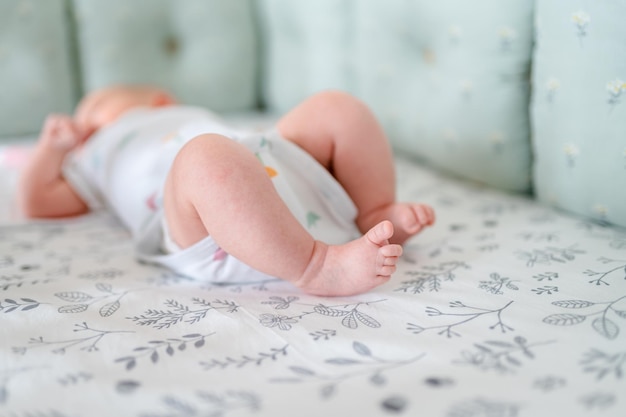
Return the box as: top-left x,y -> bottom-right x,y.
19,85 -> 435,296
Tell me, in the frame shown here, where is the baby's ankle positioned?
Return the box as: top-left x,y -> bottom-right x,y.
356,203 -> 394,234
292,240 -> 329,293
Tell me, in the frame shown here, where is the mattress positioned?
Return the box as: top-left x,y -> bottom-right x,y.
1,140 -> 625,417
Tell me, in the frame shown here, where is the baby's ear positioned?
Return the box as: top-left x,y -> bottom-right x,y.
152,91 -> 176,107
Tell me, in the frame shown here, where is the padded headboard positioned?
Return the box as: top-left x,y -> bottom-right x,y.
0,0 -> 259,138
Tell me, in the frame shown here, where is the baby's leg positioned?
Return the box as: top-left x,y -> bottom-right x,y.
277,91 -> 435,244
163,134 -> 402,296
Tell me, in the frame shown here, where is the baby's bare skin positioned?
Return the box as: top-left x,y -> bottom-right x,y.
359,202 -> 436,245
20,86 -> 436,297
165,134 -> 414,297
18,114 -> 88,218
295,221 -> 403,296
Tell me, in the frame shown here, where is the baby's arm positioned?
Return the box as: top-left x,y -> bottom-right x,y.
18,115 -> 89,218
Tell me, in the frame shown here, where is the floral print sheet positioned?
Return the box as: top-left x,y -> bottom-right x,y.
1,155 -> 625,417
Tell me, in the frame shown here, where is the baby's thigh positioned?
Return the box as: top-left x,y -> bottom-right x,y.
162,133 -> 250,248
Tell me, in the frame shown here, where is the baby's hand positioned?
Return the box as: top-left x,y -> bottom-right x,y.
39,114 -> 83,152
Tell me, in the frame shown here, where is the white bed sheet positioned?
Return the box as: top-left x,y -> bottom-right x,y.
1,138 -> 625,416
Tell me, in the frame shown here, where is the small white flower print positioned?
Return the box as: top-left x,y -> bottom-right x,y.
376,64 -> 395,80
606,79 -> 625,109
488,131 -> 506,154
460,79 -> 473,99
571,11 -> 590,43
592,204 -> 608,219
448,25 -> 463,44
546,78 -> 561,102
563,143 -> 579,167
442,128 -> 458,150
499,26 -> 517,51
443,128 -> 457,140
16,0 -> 33,17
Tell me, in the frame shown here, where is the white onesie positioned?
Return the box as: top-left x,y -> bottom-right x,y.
63,106 -> 360,284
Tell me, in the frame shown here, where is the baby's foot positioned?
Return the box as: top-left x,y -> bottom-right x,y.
294,220 -> 403,297
359,203 -> 435,245
39,114 -> 81,152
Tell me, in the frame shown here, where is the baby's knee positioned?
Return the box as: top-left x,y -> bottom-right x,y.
312,89 -> 362,107
172,134 -> 257,183
174,133 -> 232,168
308,90 -> 372,121
183,132 -> 236,154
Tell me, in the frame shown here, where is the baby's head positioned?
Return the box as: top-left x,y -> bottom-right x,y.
74,85 -> 176,139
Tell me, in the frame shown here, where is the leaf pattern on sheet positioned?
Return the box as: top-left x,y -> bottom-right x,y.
543,295 -> 626,340
77,267 -> 125,280
127,298 -> 239,329
398,261 -> 469,293
57,372 -> 93,387
140,390 -> 261,417
261,295 -> 298,309
271,341 -> 425,399
579,391 -> 617,411
516,245 -> 585,267
531,285 -> 559,295
1,160 -> 626,416
454,336 -> 554,374
580,349 -> 626,380
310,329 -> 337,341
116,333 -> 215,371
1,269 -> 56,291
55,283 -> 136,317
0,297 -> 40,313
532,375 -> 567,392
201,277 -> 283,293
258,300 -> 384,331
446,398 -> 521,417
583,257 -> 626,286
407,300 -> 515,338
12,322 -> 133,355
200,345 -> 289,371
478,273 -> 519,295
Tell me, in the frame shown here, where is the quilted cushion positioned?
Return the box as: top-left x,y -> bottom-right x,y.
72,0 -> 258,112
532,0 -> 626,227
0,0 -> 78,138
258,0 -> 534,192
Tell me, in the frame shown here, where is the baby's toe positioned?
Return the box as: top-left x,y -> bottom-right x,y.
381,243 -> 403,258
383,256 -> 398,266
378,264 -> 396,277
366,220 -> 394,246
414,204 -> 435,226
422,204 -> 436,224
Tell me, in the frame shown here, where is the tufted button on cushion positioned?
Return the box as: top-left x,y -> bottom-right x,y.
72,0 -> 258,112
162,34 -> 179,57
422,48 -> 436,65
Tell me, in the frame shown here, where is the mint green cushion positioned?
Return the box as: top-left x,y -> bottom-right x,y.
532,0 -> 626,227
0,0 -> 78,138
258,0 -> 534,192
72,0 -> 258,112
